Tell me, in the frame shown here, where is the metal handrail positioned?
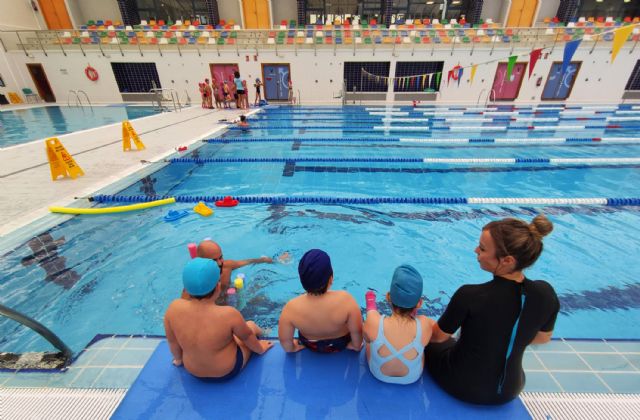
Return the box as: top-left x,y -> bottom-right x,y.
0,25 -> 634,55
67,89 -> 79,107
149,87 -> 181,112
485,89 -> 497,107
76,89 -> 93,111
0,303 -> 73,365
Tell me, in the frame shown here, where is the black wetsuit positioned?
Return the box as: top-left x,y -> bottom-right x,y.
426,275 -> 559,405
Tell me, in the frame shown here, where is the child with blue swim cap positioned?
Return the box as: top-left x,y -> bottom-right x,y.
164,258 -> 273,379
363,264 -> 434,385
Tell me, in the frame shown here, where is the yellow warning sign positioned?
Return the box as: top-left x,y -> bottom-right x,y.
45,138 -> 84,180
122,121 -> 146,151
8,92 -> 23,104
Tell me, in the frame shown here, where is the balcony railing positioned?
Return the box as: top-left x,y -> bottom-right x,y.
1,24 -> 638,56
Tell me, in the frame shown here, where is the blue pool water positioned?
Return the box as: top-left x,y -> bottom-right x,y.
0,105 -> 161,148
1,105 -> 640,354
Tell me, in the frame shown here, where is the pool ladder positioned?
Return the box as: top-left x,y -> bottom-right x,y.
476,88 -> 496,107
67,89 -> 93,111
0,303 -> 72,368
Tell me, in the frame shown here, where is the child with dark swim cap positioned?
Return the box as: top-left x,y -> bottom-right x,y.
278,249 -> 363,353
164,258 -> 273,379
364,265 -> 433,384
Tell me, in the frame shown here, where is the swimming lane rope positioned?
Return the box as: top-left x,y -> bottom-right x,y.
204,137 -> 639,144
90,194 -> 640,207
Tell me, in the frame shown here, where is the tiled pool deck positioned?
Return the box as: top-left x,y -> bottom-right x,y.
0,337 -> 638,394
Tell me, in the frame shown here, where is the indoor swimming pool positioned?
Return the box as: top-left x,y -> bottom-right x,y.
0,105 -> 162,148
1,105 -> 639,355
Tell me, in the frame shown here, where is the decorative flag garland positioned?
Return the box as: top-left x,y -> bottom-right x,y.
360,22 -> 638,90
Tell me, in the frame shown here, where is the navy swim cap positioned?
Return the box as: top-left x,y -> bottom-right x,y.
183,258 -> 220,296
298,249 -> 333,292
390,265 -> 423,309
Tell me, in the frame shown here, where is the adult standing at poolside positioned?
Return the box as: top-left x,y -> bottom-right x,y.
427,215 -> 559,405
234,71 -> 247,110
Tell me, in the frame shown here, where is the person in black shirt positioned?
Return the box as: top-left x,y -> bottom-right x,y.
426,214 -> 560,405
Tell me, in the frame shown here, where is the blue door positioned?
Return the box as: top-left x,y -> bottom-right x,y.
542,62 -> 581,100
263,64 -> 290,100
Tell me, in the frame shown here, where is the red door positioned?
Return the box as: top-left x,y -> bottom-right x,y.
210,64 -> 239,88
491,62 -> 526,101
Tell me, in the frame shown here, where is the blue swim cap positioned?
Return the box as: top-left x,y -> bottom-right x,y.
183,258 -> 219,297
390,265 -> 423,309
298,249 -> 333,292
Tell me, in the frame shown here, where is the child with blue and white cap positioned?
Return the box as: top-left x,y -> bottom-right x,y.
164,258 -> 273,379
363,264 -> 434,385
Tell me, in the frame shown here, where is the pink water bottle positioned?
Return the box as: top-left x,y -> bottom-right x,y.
187,243 -> 197,259
365,291 -> 377,312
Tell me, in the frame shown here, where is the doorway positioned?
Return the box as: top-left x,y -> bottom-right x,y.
209,63 -> 239,91
490,62 -> 526,101
542,62 -> 581,100
27,64 -> 56,103
262,64 -> 290,101
242,0 -> 271,29
506,0 -> 538,27
38,0 -> 73,29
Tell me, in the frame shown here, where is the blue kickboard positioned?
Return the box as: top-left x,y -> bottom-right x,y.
112,341 -> 531,419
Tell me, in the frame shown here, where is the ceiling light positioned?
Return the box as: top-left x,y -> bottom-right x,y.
452,0 -> 461,4
426,1 -> 434,4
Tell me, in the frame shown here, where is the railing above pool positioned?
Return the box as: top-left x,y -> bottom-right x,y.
0,23 -> 638,56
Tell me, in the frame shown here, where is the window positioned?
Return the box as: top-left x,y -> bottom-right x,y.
111,63 -> 161,93
625,60 -> 640,91
344,62 -> 390,93
394,61 -> 444,92
577,0 -> 640,19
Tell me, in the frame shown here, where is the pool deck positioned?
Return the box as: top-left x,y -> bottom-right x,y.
0,105 -> 251,244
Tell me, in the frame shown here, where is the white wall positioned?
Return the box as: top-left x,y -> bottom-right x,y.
4,41 -> 638,105
481,0 -> 505,24
73,0 -> 121,25
0,0 -> 46,30
271,0 -> 297,26
218,0 -> 242,26
536,0 -> 560,23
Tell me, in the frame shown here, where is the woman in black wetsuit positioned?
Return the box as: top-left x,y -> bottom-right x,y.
426,215 -> 560,405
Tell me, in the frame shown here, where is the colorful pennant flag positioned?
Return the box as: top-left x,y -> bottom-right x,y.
561,39 -> 581,75
457,67 -> 463,87
447,70 -> 453,86
470,64 -> 477,84
528,48 -> 543,78
611,25 -> 634,63
506,55 -> 518,81
435,72 -> 441,88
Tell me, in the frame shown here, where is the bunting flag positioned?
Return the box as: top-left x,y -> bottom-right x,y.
457,67 -> 464,86
447,70 -> 453,86
611,25 -> 634,63
561,39 -> 581,75
528,48 -> 543,78
435,72 -> 442,88
470,64 -> 478,84
506,55 -> 518,81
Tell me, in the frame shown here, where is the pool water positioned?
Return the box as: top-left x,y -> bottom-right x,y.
0,105 -> 161,148
1,105 -> 639,354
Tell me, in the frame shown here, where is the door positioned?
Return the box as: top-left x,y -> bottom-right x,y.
491,62 -> 526,101
209,63 -> 239,92
242,0 -> 271,29
26,64 -> 56,102
506,0 -> 537,27
542,62 -> 581,100
262,64 -> 290,101
38,0 -> 73,29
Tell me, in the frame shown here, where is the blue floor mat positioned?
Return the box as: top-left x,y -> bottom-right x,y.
112,341 -> 531,419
